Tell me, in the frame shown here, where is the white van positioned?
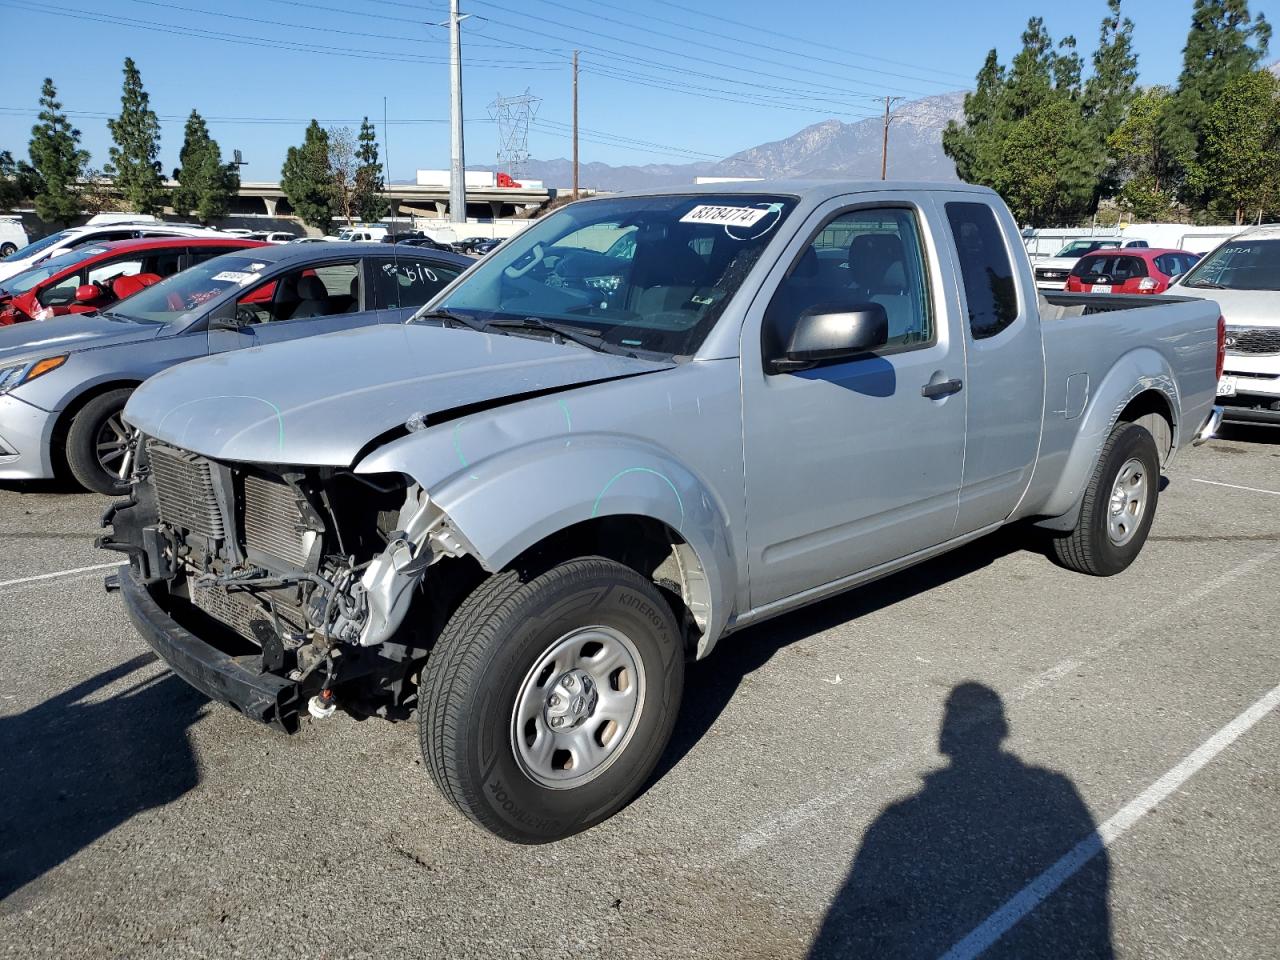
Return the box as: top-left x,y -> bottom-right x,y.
324,225 -> 389,242
0,217 -> 29,257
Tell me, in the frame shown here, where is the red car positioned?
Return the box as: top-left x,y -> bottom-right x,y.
0,236 -> 268,325
1065,248 -> 1201,295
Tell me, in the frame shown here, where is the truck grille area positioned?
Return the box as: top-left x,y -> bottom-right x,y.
1225,326 -> 1280,356
243,474 -> 312,567
149,442 -> 225,540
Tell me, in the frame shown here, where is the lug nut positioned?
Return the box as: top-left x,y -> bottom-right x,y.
563,676 -> 576,690
550,716 -> 564,728
549,695 -> 562,707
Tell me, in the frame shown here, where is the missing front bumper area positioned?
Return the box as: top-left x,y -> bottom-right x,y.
117,565 -> 305,732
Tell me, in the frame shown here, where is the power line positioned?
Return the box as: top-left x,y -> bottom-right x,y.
649,0 -> 973,83
0,0 -> 561,69
519,0 -> 961,90
115,0 -> 561,65
456,0 -> 932,103
578,65 -> 881,121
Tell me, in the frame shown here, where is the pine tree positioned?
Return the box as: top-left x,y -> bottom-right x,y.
1107,87 -> 1177,221
1201,70 -> 1280,223
942,50 -> 1007,186
1084,0 -> 1139,138
106,57 -> 165,215
172,110 -> 239,223
281,120 -> 333,232
28,78 -> 89,225
354,118 -> 389,223
1160,0 -> 1271,205
0,150 -> 38,211
942,18 -> 1100,225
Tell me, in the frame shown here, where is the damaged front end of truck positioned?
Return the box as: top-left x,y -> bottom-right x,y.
99,438 -> 478,732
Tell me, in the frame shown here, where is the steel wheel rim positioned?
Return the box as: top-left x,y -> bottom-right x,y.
1107,457 -> 1149,546
511,625 -> 646,790
95,412 -> 130,478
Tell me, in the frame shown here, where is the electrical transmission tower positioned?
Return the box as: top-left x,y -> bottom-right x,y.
487,90 -> 541,180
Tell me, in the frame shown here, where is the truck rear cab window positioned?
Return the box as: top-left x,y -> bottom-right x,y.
945,201 -> 1018,340
765,206 -> 934,360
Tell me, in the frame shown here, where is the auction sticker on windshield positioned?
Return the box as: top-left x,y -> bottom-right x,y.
680,205 -> 771,227
211,270 -> 258,285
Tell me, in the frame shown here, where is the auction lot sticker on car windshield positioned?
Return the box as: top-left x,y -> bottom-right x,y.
680,205 -> 771,227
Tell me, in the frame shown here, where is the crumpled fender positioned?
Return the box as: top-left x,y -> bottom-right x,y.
358,416 -> 737,654
1036,346 -> 1181,521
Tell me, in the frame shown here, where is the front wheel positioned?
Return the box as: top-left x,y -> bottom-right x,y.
419,557 -> 685,843
0,242 -> 16,257
65,388 -> 135,495
1052,421 -> 1160,576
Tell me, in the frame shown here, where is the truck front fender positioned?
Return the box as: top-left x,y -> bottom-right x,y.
1036,346 -> 1180,522
365,433 -> 738,656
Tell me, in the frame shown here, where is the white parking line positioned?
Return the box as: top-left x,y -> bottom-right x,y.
0,562 -> 120,590
732,547 -> 1280,857
1191,478 -> 1280,497
938,680 -> 1280,960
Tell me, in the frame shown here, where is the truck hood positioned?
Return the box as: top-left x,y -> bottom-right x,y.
1170,285 -> 1278,327
0,312 -> 162,365
125,323 -> 675,467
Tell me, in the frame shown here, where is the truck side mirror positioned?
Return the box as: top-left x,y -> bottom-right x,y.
770,301 -> 889,373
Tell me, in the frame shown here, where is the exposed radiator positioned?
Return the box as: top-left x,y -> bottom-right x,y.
148,442 -> 225,540
190,580 -> 305,643
243,473 -> 311,567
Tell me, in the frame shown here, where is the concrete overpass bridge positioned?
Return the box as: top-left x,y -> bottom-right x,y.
229,181 -> 554,221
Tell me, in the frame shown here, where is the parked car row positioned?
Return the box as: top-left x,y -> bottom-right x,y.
0,240 -> 470,492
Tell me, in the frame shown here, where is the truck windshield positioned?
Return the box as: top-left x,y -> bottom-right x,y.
423,193 -> 797,357
109,255 -> 271,324
1055,240 -> 1116,257
1180,239 -> 1280,291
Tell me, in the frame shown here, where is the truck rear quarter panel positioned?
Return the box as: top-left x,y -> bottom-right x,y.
1018,296 -> 1220,521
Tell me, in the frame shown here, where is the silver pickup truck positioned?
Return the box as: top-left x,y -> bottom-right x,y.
101,182 -> 1224,843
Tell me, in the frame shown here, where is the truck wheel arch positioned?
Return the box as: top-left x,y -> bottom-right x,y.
1036,349 -> 1180,525
396,440 -> 737,657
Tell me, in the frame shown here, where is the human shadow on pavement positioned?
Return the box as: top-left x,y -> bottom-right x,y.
807,682 -> 1113,959
0,653 -> 206,903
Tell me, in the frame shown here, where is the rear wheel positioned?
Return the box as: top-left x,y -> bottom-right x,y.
66,388 -> 134,495
0,242 -> 16,257
1052,421 -> 1160,576
420,557 -> 684,843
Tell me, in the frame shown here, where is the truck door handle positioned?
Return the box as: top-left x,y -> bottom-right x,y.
921,378 -> 963,399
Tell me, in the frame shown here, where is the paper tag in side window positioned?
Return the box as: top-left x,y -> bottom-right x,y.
679,205 -> 771,227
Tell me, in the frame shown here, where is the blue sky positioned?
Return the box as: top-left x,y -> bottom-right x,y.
1,0 -> 1276,180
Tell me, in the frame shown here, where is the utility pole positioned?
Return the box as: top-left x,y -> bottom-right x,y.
383,96 -> 397,227
572,50 -> 580,200
880,96 -> 903,180
448,0 -> 469,225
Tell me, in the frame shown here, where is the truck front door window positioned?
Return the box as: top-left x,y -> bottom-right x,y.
945,202 -> 1018,340
765,207 -> 933,363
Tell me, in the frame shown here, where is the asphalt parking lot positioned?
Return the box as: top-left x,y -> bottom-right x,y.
1,424 -> 1277,959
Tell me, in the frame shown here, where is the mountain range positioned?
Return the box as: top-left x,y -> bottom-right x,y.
485,90 -> 967,192
476,61 -> 1280,193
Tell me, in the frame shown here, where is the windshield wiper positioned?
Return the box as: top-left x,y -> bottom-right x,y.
1186,281 -> 1225,289
414,307 -> 487,332
482,315 -> 610,353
